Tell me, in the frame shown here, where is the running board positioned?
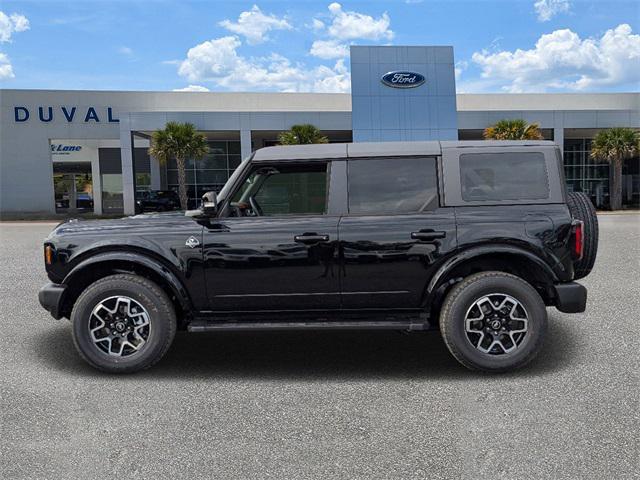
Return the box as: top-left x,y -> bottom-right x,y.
188,320 -> 428,333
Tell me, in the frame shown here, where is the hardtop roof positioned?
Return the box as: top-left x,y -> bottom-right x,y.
252,140 -> 556,162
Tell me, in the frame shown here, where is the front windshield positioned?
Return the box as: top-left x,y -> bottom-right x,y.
231,171 -> 259,204
216,154 -> 252,203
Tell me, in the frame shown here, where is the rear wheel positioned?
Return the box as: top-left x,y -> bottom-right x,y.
440,272 -> 547,372
71,274 -> 176,373
566,191 -> 598,279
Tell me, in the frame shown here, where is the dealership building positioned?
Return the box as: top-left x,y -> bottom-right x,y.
1,45 -> 638,216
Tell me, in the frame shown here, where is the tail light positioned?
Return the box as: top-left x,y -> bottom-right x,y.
572,220 -> 584,260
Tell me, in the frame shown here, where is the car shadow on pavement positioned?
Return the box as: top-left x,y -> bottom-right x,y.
35,312 -> 575,380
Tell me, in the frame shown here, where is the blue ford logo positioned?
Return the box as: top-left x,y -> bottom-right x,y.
381,71 -> 425,89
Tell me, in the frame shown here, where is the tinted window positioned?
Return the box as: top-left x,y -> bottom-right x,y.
348,157 -> 438,214
232,164 -> 328,216
460,152 -> 549,202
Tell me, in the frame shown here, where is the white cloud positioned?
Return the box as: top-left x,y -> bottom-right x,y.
177,4 -> 396,92
311,59 -> 350,93
324,3 -> 393,41
178,36 -> 243,82
0,11 -> 29,43
471,24 -> 640,92
177,35 -> 350,93
310,39 -> 349,59
534,0 -> 570,22
308,3 -> 393,59
118,46 -> 133,56
219,5 -> 291,45
0,52 -> 14,79
454,60 -> 468,81
173,85 -> 210,92
311,18 -> 325,31
0,12 -> 28,79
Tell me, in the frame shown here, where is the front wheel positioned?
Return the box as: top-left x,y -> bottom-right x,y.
71,274 -> 176,373
439,272 -> 547,372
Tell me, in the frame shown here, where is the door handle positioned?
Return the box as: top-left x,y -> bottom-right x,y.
411,230 -> 446,241
294,233 -> 330,243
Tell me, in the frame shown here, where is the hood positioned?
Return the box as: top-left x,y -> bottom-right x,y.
49,211 -> 193,237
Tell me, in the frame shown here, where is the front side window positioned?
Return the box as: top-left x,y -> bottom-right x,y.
460,152 -> 549,202
230,163 -> 328,216
348,157 -> 439,214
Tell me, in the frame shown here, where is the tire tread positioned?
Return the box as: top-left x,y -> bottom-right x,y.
71,274 -> 176,373
566,191 -> 598,279
439,271 -> 546,372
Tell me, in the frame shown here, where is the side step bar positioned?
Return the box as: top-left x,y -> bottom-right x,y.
188,320 -> 429,333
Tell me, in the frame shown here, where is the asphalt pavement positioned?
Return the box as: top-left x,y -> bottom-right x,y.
1,215 -> 638,479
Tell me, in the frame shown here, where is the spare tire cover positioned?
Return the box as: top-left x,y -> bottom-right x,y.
566,191 -> 599,280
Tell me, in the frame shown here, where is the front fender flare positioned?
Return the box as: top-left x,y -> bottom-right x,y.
63,251 -> 192,313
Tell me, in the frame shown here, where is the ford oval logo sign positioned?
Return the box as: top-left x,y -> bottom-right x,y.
381,71 -> 425,88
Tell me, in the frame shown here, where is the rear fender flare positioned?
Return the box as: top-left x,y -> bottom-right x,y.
425,245 -> 559,305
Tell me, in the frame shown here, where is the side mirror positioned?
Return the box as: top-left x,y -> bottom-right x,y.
201,191 -> 218,216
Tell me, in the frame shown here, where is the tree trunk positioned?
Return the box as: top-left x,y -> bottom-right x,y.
610,160 -> 623,211
176,156 -> 189,210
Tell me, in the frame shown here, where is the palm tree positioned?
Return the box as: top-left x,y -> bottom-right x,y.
483,119 -> 544,140
148,122 -> 209,210
590,127 -> 640,210
278,124 -> 329,145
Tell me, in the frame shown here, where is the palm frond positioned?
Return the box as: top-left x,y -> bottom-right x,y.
278,124 -> 328,145
483,119 -> 544,140
147,122 -> 209,210
590,127 -> 640,165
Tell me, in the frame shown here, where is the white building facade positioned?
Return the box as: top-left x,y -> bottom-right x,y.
1,46 -> 638,216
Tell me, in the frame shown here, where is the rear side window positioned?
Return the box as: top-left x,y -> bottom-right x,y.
460,152 -> 549,202
348,157 -> 438,214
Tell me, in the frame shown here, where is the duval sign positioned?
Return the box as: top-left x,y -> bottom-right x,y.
14,106 -> 119,123
381,71 -> 426,89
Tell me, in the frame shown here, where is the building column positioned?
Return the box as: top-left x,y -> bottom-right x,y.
240,129 -> 252,160
120,117 -> 136,215
554,127 -> 564,159
91,151 -> 103,215
150,155 -> 161,190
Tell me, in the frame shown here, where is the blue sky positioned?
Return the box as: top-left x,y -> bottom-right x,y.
0,0 -> 638,93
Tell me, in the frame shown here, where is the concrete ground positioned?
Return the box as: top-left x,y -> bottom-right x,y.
1,215 -> 638,479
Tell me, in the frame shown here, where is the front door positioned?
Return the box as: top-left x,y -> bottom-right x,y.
338,156 -> 457,310
52,162 -> 94,214
203,161 -> 340,312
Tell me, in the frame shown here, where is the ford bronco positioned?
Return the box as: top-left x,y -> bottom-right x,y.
39,141 -> 598,373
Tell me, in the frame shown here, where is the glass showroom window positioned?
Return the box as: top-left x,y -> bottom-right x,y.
166,141 -> 241,209
102,173 -> 123,213
564,138 -> 610,209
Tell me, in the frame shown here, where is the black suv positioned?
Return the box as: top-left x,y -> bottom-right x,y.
135,190 -> 180,213
39,141 -> 598,373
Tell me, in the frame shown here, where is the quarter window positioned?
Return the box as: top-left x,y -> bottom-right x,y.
348,157 -> 439,214
460,152 -> 549,202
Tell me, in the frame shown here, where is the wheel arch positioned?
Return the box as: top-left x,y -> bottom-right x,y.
425,246 -> 559,319
60,251 -> 192,323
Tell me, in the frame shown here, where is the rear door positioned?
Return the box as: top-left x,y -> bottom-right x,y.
338,156 -> 457,310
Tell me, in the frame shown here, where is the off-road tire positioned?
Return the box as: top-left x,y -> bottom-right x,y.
566,191 -> 598,279
71,274 -> 176,373
440,271 -> 547,372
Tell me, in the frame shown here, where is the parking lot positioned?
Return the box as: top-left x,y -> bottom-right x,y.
1,215 -> 638,479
